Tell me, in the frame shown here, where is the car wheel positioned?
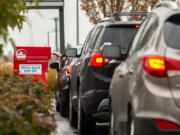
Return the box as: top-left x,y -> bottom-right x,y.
77,90 -> 95,135
60,99 -> 68,117
56,100 -> 60,112
69,89 -> 77,128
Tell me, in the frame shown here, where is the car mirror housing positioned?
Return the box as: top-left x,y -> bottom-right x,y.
50,62 -> 60,70
66,48 -> 78,57
102,45 -> 121,59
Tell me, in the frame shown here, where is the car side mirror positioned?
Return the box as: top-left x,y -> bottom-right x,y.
50,62 -> 60,71
102,45 -> 121,59
66,48 -> 77,57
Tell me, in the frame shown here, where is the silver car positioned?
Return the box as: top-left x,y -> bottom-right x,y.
102,2 -> 180,135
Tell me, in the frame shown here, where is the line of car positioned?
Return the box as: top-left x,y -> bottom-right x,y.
51,1 -> 180,135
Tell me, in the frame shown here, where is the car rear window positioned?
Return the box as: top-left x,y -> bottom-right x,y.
164,14 -> 180,49
100,25 -> 139,53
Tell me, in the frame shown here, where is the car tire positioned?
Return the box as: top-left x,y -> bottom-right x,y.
77,90 -> 95,135
69,89 -> 77,128
60,99 -> 68,117
56,100 -> 60,112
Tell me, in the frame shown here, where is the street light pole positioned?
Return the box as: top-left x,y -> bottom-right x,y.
59,7 -> 65,54
54,17 -> 58,52
47,31 -> 50,47
77,0 -> 79,45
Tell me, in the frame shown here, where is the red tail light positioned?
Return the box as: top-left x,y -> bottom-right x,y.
135,25 -> 141,28
91,53 -> 111,67
166,58 -> 180,77
142,56 -> 180,77
142,56 -> 166,77
66,67 -> 72,75
155,120 -> 180,130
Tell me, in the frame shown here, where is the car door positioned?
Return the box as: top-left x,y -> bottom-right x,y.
79,27 -> 104,93
70,29 -> 94,105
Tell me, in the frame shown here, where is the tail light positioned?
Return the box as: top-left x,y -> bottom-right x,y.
66,67 -> 72,75
135,25 -> 141,28
91,53 -> 111,67
155,120 -> 180,130
166,58 -> 180,77
142,56 -> 180,77
142,56 -> 166,77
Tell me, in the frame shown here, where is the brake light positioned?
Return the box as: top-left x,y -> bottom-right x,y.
91,53 -> 111,67
155,120 -> 180,130
135,25 -> 140,28
142,56 -> 166,77
166,58 -> 180,77
66,67 -> 72,75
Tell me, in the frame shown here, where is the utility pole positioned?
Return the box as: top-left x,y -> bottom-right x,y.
77,0 -> 79,45
54,17 -> 58,52
47,31 -> 50,47
59,7 -> 65,54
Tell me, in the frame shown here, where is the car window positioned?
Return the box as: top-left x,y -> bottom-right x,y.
82,29 -> 96,54
89,27 -> 103,50
77,47 -> 82,55
99,25 -> 139,54
129,14 -> 158,55
81,30 -> 93,55
164,14 -> 180,50
64,58 -> 72,66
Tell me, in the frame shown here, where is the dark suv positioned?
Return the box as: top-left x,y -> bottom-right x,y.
66,12 -> 146,135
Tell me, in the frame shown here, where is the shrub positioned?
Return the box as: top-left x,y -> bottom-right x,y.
48,69 -> 58,93
0,74 -> 56,135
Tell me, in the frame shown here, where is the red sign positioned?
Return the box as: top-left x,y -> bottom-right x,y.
14,47 -> 51,89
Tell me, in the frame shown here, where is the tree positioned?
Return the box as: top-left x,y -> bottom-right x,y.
0,0 -> 40,55
80,0 -> 177,24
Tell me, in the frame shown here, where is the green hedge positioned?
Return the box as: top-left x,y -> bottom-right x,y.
0,74 -> 56,135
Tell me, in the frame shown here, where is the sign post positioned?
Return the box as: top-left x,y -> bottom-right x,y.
26,0 -> 64,9
26,0 -> 65,54
14,47 -> 51,89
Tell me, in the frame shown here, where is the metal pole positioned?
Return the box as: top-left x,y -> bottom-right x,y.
47,32 -> 50,47
59,7 -> 65,54
54,17 -> 58,52
77,0 -> 79,45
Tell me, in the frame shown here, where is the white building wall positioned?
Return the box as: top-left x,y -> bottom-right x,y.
64,0 -> 93,47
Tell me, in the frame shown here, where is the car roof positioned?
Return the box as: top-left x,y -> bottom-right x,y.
95,20 -> 142,28
152,7 -> 180,22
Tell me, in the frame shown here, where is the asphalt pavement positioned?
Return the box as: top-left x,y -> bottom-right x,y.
53,106 -> 109,135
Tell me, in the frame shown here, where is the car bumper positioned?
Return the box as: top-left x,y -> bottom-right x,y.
81,90 -> 108,114
133,118 -> 180,135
